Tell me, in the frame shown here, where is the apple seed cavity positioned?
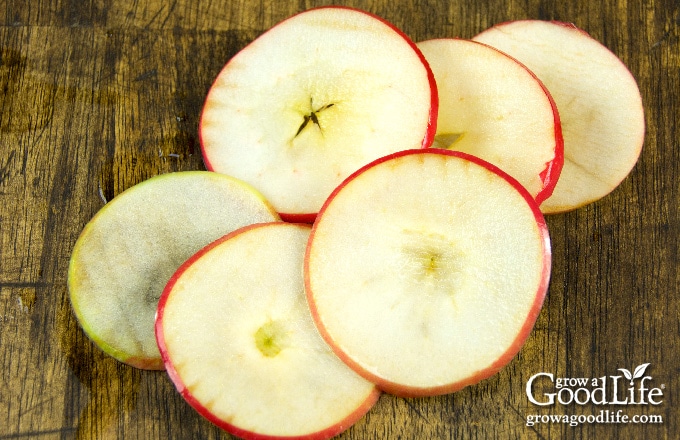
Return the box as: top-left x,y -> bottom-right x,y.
400,229 -> 465,293
295,98 -> 336,138
254,320 -> 288,357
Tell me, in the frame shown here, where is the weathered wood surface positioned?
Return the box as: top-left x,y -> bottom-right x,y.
0,0 -> 677,438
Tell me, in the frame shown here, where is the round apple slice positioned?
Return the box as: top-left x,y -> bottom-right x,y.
305,149 -> 551,397
156,222 -> 380,439
68,171 -> 279,370
473,20 -> 645,213
199,6 -> 437,222
416,38 -> 563,204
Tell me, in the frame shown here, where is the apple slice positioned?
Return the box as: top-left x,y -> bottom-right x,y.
305,149 -> 551,397
68,171 -> 279,370
199,6 -> 438,222
473,20 -> 645,213
416,38 -> 563,204
156,222 -> 380,439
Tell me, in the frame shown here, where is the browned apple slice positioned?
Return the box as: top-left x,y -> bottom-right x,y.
68,171 -> 279,369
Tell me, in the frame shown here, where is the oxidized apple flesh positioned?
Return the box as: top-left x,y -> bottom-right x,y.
68,172 -> 279,370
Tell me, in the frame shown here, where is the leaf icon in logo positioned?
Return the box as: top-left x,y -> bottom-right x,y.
633,363 -> 651,380
618,368 -> 633,382
618,363 -> 651,385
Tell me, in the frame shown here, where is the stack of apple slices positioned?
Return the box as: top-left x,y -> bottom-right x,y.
154,149 -> 550,437
199,17 -> 644,217
68,6 -> 646,439
415,38 -> 563,205
472,20 -> 645,213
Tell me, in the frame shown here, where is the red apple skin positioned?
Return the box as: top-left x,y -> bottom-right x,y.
477,19 -> 589,36
306,6 -> 440,151
156,222 -> 381,439
428,37 -> 564,205
498,45 -> 565,205
304,149 -> 552,398
199,6 -> 439,223
475,20 -> 644,213
549,20 -> 593,36
177,386 -> 380,440
278,212 -> 318,224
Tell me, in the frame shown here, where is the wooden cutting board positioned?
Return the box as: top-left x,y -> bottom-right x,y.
0,0 -> 677,438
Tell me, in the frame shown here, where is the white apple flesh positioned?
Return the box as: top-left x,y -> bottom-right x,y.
473,20 -> 645,213
68,171 -> 279,370
416,38 -> 563,204
199,6 -> 438,222
156,222 -> 380,439
305,149 -> 551,397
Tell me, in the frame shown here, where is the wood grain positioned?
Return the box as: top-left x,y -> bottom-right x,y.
1,0 -> 678,438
